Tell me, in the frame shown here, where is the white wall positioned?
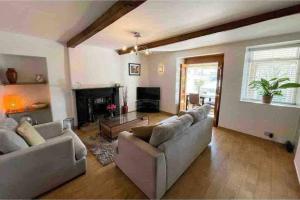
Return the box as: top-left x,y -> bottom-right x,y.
69,45 -> 122,87
68,45 -> 148,114
0,31 -> 72,121
120,54 -> 149,111
147,32 -> 300,143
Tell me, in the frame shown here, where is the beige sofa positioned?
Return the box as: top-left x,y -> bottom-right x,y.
114,105 -> 213,199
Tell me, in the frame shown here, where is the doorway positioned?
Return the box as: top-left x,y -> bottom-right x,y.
179,54 -> 224,126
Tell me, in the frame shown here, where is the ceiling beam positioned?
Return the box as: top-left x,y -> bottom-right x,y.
117,4 -> 300,55
67,0 -> 147,48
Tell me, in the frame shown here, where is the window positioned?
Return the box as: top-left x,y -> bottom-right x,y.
241,42 -> 300,105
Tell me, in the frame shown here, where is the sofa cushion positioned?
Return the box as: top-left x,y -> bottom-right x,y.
17,121 -> 46,146
62,129 -> 87,160
179,104 -> 211,123
0,117 -> 18,131
132,125 -> 157,142
149,114 -> 193,147
0,128 -> 29,154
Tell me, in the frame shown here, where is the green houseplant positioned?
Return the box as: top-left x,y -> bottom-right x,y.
249,78 -> 300,104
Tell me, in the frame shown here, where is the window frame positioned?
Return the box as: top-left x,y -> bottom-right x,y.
241,41 -> 300,106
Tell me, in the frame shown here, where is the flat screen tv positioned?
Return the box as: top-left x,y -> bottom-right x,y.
137,87 -> 160,100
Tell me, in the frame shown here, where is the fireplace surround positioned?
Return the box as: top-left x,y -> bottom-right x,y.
74,87 -> 120,128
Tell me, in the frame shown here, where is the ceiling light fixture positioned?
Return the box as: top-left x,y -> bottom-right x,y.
128,32 -> 151,56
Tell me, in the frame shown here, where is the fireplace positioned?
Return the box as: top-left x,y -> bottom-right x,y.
74,87 -> 120,128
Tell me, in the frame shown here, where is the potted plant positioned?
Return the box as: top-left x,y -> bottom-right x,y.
249,78 -> 300,104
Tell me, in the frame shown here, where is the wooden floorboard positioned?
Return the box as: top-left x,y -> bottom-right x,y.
41,112 -> 300,199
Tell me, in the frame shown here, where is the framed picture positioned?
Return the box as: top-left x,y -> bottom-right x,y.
128,63 -> 141,76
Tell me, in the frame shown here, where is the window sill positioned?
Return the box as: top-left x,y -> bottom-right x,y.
240,99 -> 300,109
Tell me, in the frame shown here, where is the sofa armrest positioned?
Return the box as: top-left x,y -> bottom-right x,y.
34,121 -> 63,139
0,136 -> 75,199
114,131 -> 166,199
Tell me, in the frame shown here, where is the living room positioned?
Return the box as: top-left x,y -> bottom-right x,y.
1,0 -> 300,199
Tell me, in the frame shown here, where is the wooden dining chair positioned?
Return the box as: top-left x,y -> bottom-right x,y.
188,93 -> 201,108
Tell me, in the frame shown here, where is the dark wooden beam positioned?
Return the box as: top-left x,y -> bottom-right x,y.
117,4 -> 300,55
67,0 -> 146,48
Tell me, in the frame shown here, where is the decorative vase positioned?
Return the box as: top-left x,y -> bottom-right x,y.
6,68 -> 17,84
35,74 -> 45,83
122,102 -> 128,114
20,115 -> 33,125
110,111 -> 114,118
262,95 -> 273,104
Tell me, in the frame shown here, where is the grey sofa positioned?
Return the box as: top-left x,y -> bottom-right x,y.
0,121 -> 87,199
114,106 -> 213,199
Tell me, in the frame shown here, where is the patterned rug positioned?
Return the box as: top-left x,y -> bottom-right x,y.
81,134 -> 116,166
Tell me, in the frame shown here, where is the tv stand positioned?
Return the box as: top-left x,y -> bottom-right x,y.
137,99 -> 159,112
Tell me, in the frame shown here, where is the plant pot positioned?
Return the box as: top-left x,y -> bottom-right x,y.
262,95 -> 273,104
6,68 -> 17,84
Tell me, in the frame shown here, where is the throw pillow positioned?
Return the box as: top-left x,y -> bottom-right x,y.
0,128 -> 29,154
17,121 -> 46,146
132,125 -> 157,142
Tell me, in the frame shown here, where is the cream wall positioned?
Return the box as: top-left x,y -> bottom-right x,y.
147,32 -> 300,143
68,45 -> 148,114
0,31 -> 72,121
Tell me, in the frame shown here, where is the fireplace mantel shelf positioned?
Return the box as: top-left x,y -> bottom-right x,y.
0,82 -> 47,86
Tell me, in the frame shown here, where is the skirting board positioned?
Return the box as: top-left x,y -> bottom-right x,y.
217,126 -> 285,144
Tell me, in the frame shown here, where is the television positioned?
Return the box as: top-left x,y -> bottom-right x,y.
137,87 -> 160,100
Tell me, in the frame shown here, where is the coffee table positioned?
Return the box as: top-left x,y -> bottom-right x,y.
99,112 -> 149,139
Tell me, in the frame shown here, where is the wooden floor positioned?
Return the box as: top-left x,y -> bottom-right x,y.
41,112 -> 300,199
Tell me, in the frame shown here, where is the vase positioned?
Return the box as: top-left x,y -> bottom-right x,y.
35,74 -> 45,83
262,95 -> 273,104
6,68 -> 17,84
122,103 -> 128,114
110,111 -> 114,118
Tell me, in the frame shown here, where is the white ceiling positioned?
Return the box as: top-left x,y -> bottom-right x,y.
0,0 -> 116,42
84,0 -> 300,50
152,14 -> 300,52
0,0 -> 299,52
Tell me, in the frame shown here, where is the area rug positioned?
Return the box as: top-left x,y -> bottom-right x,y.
81,134 -> 116,166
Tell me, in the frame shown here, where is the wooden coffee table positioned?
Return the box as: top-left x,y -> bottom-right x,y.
99,112 -> 149,139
